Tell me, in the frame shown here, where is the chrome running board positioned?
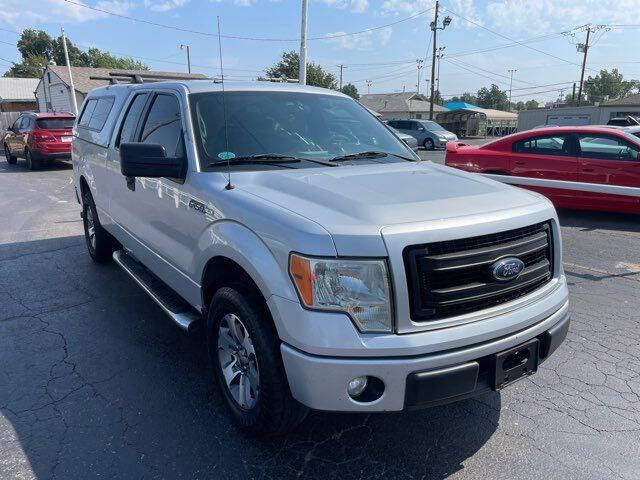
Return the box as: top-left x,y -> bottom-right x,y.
113,250 -> 200,331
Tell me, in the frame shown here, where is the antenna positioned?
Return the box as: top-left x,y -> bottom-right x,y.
217,16 -> 233,190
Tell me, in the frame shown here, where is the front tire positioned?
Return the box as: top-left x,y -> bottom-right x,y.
82,190 -> 114,263
4,144 -> 16,164
208,287 -> 307,436
423,138 -> 435,150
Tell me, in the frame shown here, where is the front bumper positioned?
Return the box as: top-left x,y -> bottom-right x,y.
281,300 -> 569,412
434,137 -> 457,148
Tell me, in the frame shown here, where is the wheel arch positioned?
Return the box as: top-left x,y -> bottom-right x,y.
196,220 -> 299,337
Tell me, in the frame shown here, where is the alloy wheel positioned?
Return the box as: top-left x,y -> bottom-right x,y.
85,206 -> 96,250
218,313 -> 260,410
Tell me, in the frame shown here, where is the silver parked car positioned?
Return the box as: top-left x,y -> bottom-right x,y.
387,119 -> 457,150
390,127 -> 419,152
73,81 -> 569,435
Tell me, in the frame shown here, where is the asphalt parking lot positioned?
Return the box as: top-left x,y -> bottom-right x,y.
1,154 -> 639,480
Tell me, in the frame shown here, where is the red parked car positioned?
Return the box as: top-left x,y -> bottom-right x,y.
445,126 -> 640,214
3,112 -> 75,170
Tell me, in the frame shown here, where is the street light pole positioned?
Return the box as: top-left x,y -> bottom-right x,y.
338,64 -> 345,90
299,0 -> 308,85
180,44 -> 191,73
366,80 -> 372,94
416,59 -> 424,94
60,28 -> 78,116
508,68 -> 517,107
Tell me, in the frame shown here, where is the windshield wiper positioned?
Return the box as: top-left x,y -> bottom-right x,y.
210,154 -> 301,166
330,151 -> 416,162
329,151 -> 389,162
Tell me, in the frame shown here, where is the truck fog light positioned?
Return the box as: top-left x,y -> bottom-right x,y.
347,376 -> 368,398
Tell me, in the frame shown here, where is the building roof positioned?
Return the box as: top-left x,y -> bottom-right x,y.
360,92 -> 447,113
601,93 -> 640,107
0,77 -> 39,101
46,66 -> 208,94
442,101 -> 517,120
443,101 -> 478,110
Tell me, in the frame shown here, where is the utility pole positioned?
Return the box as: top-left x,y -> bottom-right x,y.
436,46 -> 445,94
416,59 -> 424,94
429,1 -> 451,119
60,28 -> 78,116
338,64 -> 345,89
366,80 -> 372,94
508,68 -> 517,107
180,44 -> 191,73
576,26 -> 591,106
299,0 -> 308,85
571,82 -> 576,105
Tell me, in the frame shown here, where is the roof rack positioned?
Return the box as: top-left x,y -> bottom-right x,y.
88,72 -> 206,85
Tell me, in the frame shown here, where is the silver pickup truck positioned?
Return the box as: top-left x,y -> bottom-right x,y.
72,81 -> 569,435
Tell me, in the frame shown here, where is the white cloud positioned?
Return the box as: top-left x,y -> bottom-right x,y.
209,0 -> 257,6
0,0 -> 134,27
380,0 -> 480,28
322,0 -> 369,13
144,0 -> 188,12
487,0 -> 636,34
324,26 -> 392,51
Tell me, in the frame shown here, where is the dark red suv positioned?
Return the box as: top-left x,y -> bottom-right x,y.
3,112 -> 75,170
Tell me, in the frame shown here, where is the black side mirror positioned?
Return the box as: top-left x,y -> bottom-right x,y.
120,143 -> 186,179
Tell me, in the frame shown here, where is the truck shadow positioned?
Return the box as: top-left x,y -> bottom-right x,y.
557,208 -> 640,233
0,158 -> 72,173
0,235 -> 499,479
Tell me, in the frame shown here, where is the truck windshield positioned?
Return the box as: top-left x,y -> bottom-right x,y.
190,91 -> 415,169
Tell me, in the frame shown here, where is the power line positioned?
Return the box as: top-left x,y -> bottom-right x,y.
61,0 -> 433,42
440,3 -> 600,73
449,57 -> 538,86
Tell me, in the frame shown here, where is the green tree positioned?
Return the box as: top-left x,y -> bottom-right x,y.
340,83 -> 359,100
4,54 -> 48,78
476,84 -> 509,110
524,99 -> 539,109
265,51 -> 337,89
448,92 -> 478,105
85,48 -> 148,70
584,69 -> 639,103
4,29 -> 148,78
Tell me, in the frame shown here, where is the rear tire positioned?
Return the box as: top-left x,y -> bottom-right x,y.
25,149 -> 40,170
207,287 -> 308,436
423,138 -> 435,150
4,144 -> 16,164
82,190 -> 114,263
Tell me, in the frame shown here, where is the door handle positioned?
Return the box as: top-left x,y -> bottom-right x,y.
582,168 -> 594,172
515,161 -> 525,165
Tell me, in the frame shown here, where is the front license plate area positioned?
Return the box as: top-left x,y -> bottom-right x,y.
492,338 -> 539,390
61,136 -> 72,142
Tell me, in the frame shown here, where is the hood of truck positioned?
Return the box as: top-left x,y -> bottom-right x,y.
236,161 -> 549,256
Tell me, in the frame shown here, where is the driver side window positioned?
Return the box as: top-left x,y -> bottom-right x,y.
578,135 -> 639,161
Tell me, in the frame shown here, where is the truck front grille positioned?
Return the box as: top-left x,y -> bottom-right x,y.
403,221 -> 554,322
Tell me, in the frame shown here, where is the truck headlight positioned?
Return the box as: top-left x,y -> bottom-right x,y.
289,254 -> 393,333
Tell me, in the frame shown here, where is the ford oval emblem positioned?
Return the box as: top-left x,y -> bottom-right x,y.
490,257 -> 525,282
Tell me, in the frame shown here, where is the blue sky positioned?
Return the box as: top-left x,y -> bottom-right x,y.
1,0 -> 639,102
